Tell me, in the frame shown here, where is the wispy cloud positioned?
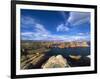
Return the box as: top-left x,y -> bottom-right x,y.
60,12 -> 68,21
21,11 -> 90,41
67,12 -> 90,26
21,31 -> 89,41
77,32 -> 90,36
78,33 -> 85,35
21,16 -> 50,40
21,16 -> 50,34
34,24 -> 50,35
21,16 -> 35,25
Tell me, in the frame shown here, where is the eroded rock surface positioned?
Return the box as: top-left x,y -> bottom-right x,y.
42,55 -> 70,68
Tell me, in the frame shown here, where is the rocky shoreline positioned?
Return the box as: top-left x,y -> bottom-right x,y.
23,54 -> 90,69
42,55 -> 90,68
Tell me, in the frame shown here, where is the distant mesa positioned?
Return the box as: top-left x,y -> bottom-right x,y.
61,41 -> 88,48
22,40 -> 89,48
43,41 -> 89,48
42,55 -> 70,68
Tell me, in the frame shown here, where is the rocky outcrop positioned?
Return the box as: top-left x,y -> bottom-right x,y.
86,55 -> 91,58
42,55 -> 70,68
69,55 -> 82,60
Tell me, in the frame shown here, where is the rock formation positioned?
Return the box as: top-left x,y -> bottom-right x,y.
42,55 -> 70,68
69,55 -> 82,60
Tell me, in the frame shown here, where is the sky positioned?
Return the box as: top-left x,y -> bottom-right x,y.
21,9 -> 90,42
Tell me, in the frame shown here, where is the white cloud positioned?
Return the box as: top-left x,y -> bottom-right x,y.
67,12 -> 90,26
21,31 -> 50,40
21,16 -> 50,35
21,16 -> 89,41
77,33 -> 85,35
21,16 -> 51,40
77,32 -> 90,36
21,32 -> 34,40
57,24 -> 69,32
21,16 -> 35,25
21,31 -> 89,41
60,12 -> 67,21
34,24 -> 50,35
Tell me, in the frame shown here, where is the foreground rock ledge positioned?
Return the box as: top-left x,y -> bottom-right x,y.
42,55 -> 70,68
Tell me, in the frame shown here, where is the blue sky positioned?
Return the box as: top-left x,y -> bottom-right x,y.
21,9 -> 90,42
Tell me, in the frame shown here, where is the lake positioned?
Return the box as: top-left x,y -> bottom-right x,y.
26,47 -> 90,69
45,47 -> 90,57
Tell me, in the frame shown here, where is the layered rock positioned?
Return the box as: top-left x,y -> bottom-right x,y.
49,41 -> 89,48
42,55 -> 70,68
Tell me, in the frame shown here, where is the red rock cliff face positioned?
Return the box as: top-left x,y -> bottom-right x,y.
56,41 -> 89,48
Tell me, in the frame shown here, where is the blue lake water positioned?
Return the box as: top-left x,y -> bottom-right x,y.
46,47 -> 90,57
26,47 -> 90,69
